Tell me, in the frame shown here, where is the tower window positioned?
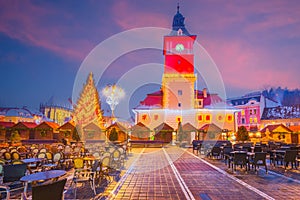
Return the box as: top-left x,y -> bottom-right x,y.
178,103 -> 181,107
178,90 -> 182,96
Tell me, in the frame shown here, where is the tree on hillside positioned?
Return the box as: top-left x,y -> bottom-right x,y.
10,130 -> 21,143
109,127 -> 118,142
236,126 -> 249,141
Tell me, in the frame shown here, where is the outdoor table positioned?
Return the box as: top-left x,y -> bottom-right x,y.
21,158 -> 45,173
272,150 -> 286,156
21,158 -> 45,164
20,170 -> 66,196
247,152 -> 255,156
230,151 -> 247,155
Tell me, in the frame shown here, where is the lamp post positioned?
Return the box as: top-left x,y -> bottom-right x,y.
102,84 -> 125,122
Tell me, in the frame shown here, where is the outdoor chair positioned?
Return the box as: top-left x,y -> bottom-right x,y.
210,146 -> 221,159
73,157 -> 84,170
11,160 -> 25,165
2,163 -> 27,195
111,149 -> 124,169
0,185 -> 10,200
22,178 -> 67,200
91,159 -> 102,186
242,146 -> 252,152
42,152 -> 63,171
45,152 -> 53,163
30,148 -> 39,158
222,147 -> 233,166
102,151 -> 111,158
9,148 -> 17,153
278,150 -> 298,170
0,148 -> 7,157
100,156 -> 115,182
71,168 -> 96,198
254,146 -> 262,152
11,152 -> 21,161
249,152 -> 267,173
192,141 -> 201,155
36,152 -> 47,160
269,151 -> 278,166
39,148 -> 47,153
92,152 -> 101,160
3,152 -> 11,163
231,152 -> 248,172
0,158 -> 6,175
297,154 -> 300,167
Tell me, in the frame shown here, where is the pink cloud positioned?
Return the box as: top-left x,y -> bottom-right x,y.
0,0 -> 93,61
111,1 -> 169,30
201,37 -> 299,92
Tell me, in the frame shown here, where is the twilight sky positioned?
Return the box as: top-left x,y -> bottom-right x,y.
0,0 -> 299,115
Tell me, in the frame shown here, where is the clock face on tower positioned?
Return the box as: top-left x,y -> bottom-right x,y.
175,43 -> 184,52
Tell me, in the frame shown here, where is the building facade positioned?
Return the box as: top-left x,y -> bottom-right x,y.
133,7 -> 238,142
227,92 -> 278,131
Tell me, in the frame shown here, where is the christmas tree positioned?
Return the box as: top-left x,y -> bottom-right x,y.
73,72 -> 104,140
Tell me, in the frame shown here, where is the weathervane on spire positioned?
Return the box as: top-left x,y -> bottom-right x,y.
177,3 -> 180,13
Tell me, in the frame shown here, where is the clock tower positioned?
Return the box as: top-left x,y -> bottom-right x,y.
162,5 -> 197,110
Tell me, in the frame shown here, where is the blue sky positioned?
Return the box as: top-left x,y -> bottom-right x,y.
0,0 -> 299,116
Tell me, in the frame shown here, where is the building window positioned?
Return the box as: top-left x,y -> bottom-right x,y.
178,103 -> 181,107
205,114 -> 211,122
241,110 -> 245,115
253,109 -> 257,114
226,114 -> 233,122
250,110 -> 253,115
154,114 -> 158,121
198,115 -> 203,122
178,90 -> 182,96
254,117 -> 257,123
217,114 -> 224,122
142,114 -> 148,121
250,118 -> 253,123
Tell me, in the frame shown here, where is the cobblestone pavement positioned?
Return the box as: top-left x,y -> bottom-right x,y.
8,146 -> 300,200
169,147 -> 300,200
96,146 -> 299,200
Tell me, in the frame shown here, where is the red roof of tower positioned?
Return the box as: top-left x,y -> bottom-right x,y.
139,90 -> 163,107
137,89 -> 223,108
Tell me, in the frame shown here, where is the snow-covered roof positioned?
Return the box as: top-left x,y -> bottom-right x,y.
261,105 -> 300,120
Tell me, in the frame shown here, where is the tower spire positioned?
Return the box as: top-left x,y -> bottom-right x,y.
177,3 -> 180,13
